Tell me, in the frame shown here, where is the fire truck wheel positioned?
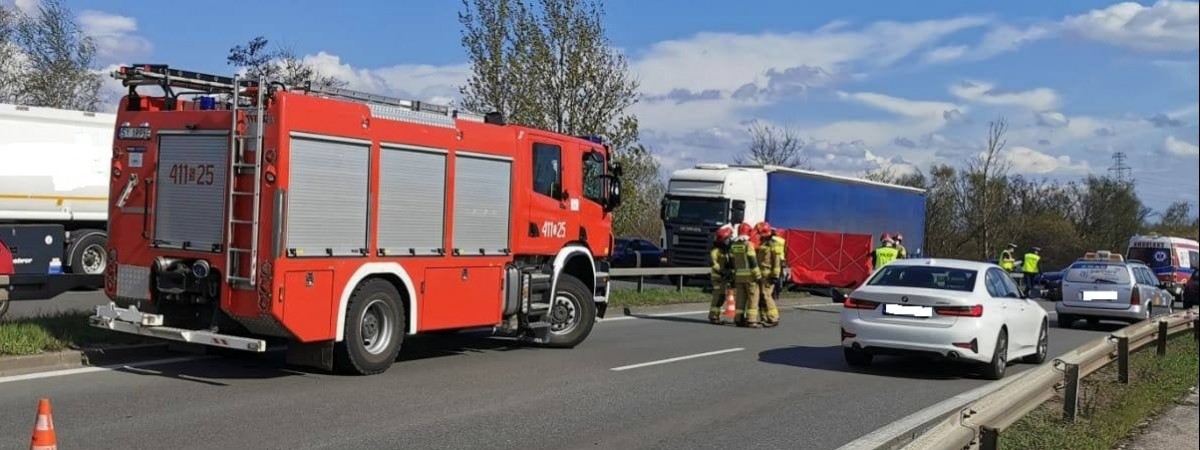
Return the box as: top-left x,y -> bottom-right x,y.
335,278 -> 405,375
68,230 -> 108,275
545,274 -> 596,348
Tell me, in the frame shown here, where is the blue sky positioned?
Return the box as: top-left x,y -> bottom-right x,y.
8,0 -> 1198,212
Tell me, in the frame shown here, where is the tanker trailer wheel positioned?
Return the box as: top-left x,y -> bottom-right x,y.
334,278 -> 405,375
67,230 -> 107,275
544,274 -> 596,348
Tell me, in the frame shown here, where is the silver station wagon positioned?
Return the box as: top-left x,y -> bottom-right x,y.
1055,251 -> 1174,328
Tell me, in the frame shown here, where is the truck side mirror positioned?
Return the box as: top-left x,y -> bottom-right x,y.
603,175 -> 622,212
731,200 -> 746,224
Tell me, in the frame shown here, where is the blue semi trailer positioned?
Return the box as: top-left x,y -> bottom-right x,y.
660,164 -> 926,287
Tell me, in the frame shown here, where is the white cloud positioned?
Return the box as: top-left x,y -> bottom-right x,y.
1005,146 -> 1092,175
1062,1 -> 1199,52
949,80 -> 1060,111
9,0 -> 38,14
1036,111 -> 1070,128
923,23 -> 1052,63
837,91 -> 963,119
1164,135 -> 1200,156
78,10 -> 152,63
300,52 -> 468,106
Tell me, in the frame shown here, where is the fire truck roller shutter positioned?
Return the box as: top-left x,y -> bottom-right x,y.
452,152 -> 512,256
153,132 -> 229,251
377,143 -> 447,256
285,133 -> 370,257
335,262 -> 419,340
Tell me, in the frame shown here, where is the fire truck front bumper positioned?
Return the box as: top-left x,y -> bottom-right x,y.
89,302 -> 267,352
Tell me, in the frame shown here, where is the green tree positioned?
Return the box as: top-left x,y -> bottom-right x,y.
458,0 -> 656,238
1,0 -> 101,111
1148,201 -> 1197,239
227,36 -> 346,88
1074,176 -> 1149,252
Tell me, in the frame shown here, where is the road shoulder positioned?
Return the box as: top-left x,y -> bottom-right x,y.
1117,387 -> 1200,450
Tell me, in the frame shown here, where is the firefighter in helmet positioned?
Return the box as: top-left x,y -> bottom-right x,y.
754,221 -> 783,327
894,233 -> 908,259
708,224 -> 736,324
732,223 -> 763,327
869,233 -> 900,270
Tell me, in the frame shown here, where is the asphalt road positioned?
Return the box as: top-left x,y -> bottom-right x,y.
2,289 -> 109,319
0,299 -> 1109,450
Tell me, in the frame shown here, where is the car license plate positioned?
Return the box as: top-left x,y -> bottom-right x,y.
118,126 -> 152,140
883,304 -> 933,318
1081,291 -> 1118,301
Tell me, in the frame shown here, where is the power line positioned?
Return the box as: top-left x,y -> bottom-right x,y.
1108,152 -> 1133,186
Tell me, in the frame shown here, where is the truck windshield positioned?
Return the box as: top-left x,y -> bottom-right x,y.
1125,247 -> 1171,268
1064,263 -> 1132,284
663,196 -> 727,225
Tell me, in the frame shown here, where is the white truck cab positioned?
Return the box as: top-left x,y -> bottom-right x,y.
660,164 -> 768,267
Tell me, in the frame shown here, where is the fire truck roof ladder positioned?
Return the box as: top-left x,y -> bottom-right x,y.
224,74 -> 266,289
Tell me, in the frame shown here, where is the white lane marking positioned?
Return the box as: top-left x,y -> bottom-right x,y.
0,355 -> 215,385
600,303 -> 839,323
833,369 -> 1027,450
598,310 -> 709,322
610,347 -> 744,372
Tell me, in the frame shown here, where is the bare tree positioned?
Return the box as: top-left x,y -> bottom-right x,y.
956,117 -> 1012,259
4,0 -> 102,111
227,36 -> 346,88
735,120 -> 809,168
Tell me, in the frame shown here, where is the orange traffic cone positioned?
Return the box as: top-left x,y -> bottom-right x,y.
30,398 -> 57,450
722,289 -> 736,322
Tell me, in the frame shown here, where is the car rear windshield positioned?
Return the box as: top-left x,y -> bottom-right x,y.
1064,263 -> 1131,284
866,266 -> 978,292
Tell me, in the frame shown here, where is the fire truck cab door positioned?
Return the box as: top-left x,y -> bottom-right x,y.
527,136 -> 581,254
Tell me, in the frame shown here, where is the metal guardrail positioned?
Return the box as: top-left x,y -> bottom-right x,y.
902,308 -> 1200,450
609,267 -> 709,292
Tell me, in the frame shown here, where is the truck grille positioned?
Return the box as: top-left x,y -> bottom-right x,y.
666,227 -> 716,268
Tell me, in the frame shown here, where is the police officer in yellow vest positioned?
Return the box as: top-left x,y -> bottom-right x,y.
894,233 -> 908,259
754,221 -> 783,328
731,223 -> 763,328
870,233 -> 900,271
1022,247 -> 1041,295
708,224 -> 736,324
999,243 -> 1017,272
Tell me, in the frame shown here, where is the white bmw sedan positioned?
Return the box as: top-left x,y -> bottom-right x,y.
839,258 -> 1049,379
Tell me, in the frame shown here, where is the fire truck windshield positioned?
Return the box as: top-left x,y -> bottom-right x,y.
663,196 -> 728,225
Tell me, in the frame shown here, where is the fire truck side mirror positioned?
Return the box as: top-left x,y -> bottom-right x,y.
604,175 -> 623,212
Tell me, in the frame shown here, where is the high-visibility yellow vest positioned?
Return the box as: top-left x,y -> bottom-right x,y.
1023,253 -> 1040,273
1000,250 -> 1015,271
874,247 -> 899,268
729,240 -> 761,283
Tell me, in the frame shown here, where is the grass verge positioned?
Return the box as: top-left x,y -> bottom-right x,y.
0,311 -> 150,357
608,286 -> 808,308
1002,332 -> 1199,450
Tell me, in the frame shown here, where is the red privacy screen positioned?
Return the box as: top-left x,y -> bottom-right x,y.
782,229 -> 873,289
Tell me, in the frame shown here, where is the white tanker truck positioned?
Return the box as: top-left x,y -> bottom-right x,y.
1,102 -> 115,317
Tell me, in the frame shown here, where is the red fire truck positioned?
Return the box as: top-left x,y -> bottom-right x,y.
90,65 -> 623,375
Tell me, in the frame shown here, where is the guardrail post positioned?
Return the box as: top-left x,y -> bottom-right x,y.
1063,362 -> 1080,422
636,275 -> 644,293
1194,316 -> 1199,342
980,426 -> 1000,450
1117,336 -> 1130,384
1157,320 -> 1168,356
675,274 -> 684,292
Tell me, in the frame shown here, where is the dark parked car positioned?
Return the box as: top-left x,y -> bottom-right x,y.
1184,268 -> 1199,308
1038,269 -> 1066,301
613,238 -> 664,268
